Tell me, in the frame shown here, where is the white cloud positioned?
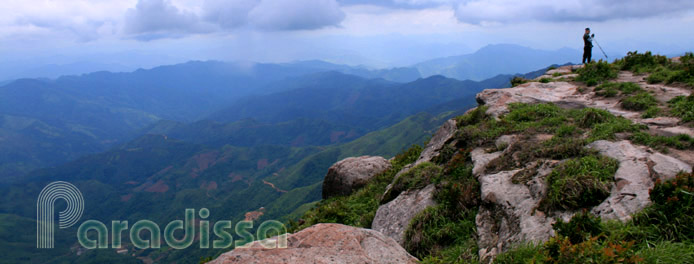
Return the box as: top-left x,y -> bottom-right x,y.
0,0 -> 133,41
454,0 -> 694,25
123,0 -> 213,40
203,0 -> 257,29
249,0 -> 345,30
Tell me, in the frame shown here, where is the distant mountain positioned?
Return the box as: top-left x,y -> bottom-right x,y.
287,60 -> 421,83
1,61 -> 133,80
142,118 -> 366,147
208,71 -> 509,130
415,44 -> 580,81
0,100 -> 467,264
0,62 -> 533,262
0,59 -> 428,181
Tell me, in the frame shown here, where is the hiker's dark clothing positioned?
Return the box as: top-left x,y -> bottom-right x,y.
583,33 -> 593,64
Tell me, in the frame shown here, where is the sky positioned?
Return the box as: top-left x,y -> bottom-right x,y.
1,0 -> 694,73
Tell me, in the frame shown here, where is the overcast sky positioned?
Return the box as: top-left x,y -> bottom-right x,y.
1,0 -> 693,69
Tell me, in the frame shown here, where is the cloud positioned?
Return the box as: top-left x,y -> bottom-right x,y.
124,0 -> 345,40
123,0 -> 212,39
248,0 -> 345,30
454,0 -> 694,25
14,16 -> 106,42
337,0 -> 454,9
203,0 -> 257,29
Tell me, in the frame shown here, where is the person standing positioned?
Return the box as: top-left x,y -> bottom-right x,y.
583,28 -> 594,64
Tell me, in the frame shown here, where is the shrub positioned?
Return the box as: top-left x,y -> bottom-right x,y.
493,243 -> 542,264
540,77 -> 552,83
553,211 -> 606,244
621,92 -> 658,111
510,76 -> 529,87
576,60 -> 618,85
669,95 -> 694,122
615,51 -> 669,73
456,105 -> 489,127
539,155 -> 619,212
646,65 -> 671,84
541,236 -> 642,264
633,171 -> 694,242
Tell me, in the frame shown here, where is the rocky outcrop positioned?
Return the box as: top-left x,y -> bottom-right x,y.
471,65 -> 693,262
475,159 -> 569,262
322,156 -> 391,199
279,64 -> 693,264
588,140 -> 692,221
208,223 -> 418,264
372,184 -> 437,245
416,119 -> 458,165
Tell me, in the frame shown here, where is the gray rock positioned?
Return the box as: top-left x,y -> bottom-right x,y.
416,119 -> 457,165
372,184 -> 437,246
588,140 -> 692,221
476,81 -> 587,118
476,161 -> 564,263
471,148 -> 502,177
208,223 -> 418,264
322,156 -> 391,199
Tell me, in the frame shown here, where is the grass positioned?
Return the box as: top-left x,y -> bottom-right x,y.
539,155 -> 619,211
630,132 -> 694,151
615,51 -> 669,73
510,76 -> 529,87
615,51 -> 694,87
642,106 -> 660,118
405,154 -> 480,263
381,162 -> 442,203
621,91 -> 658,111
288,144 -> 423,232
594,82 -> 642,97
576,60 -> 618,86
669,95 -> 694,122
497,172 -> 694,263
292,77 -> 693,262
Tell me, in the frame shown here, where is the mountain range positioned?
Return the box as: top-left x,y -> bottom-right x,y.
0,46 -> 552,263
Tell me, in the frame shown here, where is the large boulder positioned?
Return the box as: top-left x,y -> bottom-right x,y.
372,184 -> 436,246
322,156 -> 391,199
208,223 -> 418,264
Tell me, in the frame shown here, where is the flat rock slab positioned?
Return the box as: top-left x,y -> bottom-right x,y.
588,140 -> 692,221
209,223 -> 418,264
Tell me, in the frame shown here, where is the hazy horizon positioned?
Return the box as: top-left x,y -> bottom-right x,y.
2,0 -> 693,79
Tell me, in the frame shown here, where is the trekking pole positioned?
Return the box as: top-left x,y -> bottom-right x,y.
593,37 -> 609,60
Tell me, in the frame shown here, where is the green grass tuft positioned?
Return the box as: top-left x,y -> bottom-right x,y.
621,92 -> 658,111
669,95 -> 694,122
539,155 -> 619,212
576,60 -> 618,85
